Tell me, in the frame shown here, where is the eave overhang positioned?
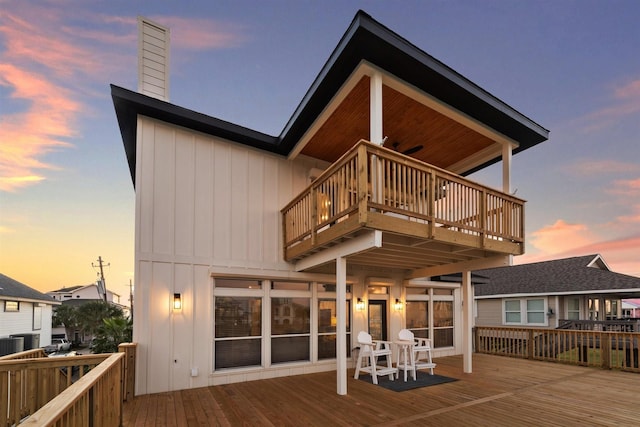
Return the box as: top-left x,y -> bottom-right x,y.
112,10 -> 549,187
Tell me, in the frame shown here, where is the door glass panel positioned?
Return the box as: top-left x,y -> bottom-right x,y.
368,301 -> 386,341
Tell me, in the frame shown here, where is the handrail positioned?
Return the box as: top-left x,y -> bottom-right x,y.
20,353 -> 124,427
475,326 -> 640,373
282,140 -> 525,257
0,348 -> 46,361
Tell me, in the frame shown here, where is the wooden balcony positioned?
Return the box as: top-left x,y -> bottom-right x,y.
123,354 -> 640,426
282,140 -> 525,271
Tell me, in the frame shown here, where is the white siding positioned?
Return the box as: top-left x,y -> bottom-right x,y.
134,117 -> 325,394
0,300 -> 54,348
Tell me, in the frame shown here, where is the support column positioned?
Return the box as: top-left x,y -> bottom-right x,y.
502,142 -> 512,194
370,72 -> 383,144
336,256 -> 347,395
462,270 -> 473,373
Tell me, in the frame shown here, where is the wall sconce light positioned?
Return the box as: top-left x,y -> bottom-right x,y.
394,298 -> 403,311
547,307 -> 554,317
173,293 -> 182,311
356,298 -> 365,311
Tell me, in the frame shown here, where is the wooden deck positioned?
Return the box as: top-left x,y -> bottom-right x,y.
124,354 -> 640,426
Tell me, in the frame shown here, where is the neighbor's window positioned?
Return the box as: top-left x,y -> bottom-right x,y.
5,301 -> 19,312
33,305 -> 42,330
504,298 -> 547,325
504,300 -> 522,323
214,297 -> 262,369
526,299 -> 545,324
567,298 -> 580,320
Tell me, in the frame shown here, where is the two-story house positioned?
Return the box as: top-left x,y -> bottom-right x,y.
112,11 -> 548,395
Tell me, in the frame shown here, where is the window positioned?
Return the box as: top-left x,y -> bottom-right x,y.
433,301 -> 454,347
214,297 -> 262,369
406,301 -> 429,338
504,298 -> 546,325
406,287 -> 455,348
4,301 -> 19,312
504,300 -> 521,323
567,298 -> 580,320
526,299 -> 545,324
271,297 -> 310,363
317,300 -> 351,360
33,305 -> 42,330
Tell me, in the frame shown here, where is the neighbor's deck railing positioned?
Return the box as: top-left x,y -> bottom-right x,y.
475,326 -> 640,373
0,343 -> 137,427
282,140 -> 525,259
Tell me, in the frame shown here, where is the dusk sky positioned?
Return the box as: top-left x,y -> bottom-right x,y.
1,0 -> 639,294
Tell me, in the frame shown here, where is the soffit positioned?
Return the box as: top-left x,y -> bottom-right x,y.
300,75 -> 497,171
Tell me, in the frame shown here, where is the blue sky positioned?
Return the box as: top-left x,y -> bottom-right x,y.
1,0 -> 639,293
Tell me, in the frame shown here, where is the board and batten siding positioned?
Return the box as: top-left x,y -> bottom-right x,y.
133,116 -> 326,394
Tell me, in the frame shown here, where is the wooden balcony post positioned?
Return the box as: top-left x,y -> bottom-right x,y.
527,329 -> 534,360
357,143 -> 369,224
601,333 -> 611,369
428,171 -> 435,238
311,186 -> 317,245
479,189 -> 486,247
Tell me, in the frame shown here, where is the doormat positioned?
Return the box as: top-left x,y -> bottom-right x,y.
357,371 -> 457,392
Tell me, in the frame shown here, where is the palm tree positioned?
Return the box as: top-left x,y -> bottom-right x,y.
91,317 -> 133,353
77,301 -> 124,337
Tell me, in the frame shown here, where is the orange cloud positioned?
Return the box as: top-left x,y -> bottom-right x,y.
0,64 -> 78,192
528,219 -> 596,255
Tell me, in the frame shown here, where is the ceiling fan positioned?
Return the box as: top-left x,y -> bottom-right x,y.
392,141 -> 423,156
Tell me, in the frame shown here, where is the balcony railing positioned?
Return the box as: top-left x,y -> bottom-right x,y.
0,343 -> 137,427
282,140 -> 525,261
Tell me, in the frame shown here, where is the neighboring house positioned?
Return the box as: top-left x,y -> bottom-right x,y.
47,283 -> 122,305
47,284 -> 130,342
475,254 -> 640,328
0,273 -> 58,355
112,11 -> 548,395
622,299 -> 640,318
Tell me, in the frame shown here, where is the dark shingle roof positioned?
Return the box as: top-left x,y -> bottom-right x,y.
0,273 -> 57,304
474,255 -> 640,297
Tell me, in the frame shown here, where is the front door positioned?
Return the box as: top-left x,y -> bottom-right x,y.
368,300 -> 387,341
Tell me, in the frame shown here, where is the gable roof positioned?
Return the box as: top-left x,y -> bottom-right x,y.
474,255 -> 640,298
112,10 -> 548,185
0,273 -> 58,304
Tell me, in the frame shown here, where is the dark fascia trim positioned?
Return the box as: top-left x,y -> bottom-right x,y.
111,85 -> 280,184
278,10 -> 549,153
112,10 -> 549,186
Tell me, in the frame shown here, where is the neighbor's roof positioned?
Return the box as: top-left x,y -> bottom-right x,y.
112,10 -> 549,185
475,254 -> 640,298
48,285 -> 85,293
0,273 -> 58,304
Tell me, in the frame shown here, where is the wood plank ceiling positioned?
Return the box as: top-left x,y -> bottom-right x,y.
301,75 -> 496,171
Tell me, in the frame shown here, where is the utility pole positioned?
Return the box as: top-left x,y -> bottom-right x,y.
92,256 -> 110,302
126,279 -> 134,320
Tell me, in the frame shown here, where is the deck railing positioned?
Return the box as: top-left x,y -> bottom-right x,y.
475,326 -> 640,373
282,140 -> 525,258
0,343 -> 137,427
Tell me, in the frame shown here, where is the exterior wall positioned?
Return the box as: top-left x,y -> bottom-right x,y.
475,299 -> 503,326
0,299 -> 53,347
134,117 -> 330,394
134,117 -> 467,394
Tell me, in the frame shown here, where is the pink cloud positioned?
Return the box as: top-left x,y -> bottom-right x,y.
578,78 -> 640,132
567,160 -> 640,177
528,219 -> 596,255
518,233 -> 640,277
0,64 -> 77,192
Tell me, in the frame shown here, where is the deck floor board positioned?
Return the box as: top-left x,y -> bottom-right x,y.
124,354 -> 640,426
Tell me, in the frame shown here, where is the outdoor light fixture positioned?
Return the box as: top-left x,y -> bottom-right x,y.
173,293 -> 182,311
394,298 -> 403,311
356,298 -> 365,311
